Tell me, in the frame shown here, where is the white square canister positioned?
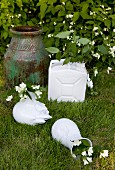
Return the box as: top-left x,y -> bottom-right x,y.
48,59 -> 88,102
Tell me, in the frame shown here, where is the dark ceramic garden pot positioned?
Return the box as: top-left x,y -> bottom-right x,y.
4,26 -> 49,87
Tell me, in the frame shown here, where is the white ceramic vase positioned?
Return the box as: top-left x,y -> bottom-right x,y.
13,92 -> 52,125
51,118 -> 92,158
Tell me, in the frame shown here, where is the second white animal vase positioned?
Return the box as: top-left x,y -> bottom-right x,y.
51,118 -> 92,158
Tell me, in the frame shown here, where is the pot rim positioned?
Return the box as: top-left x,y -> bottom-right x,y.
10,26 -> 43,35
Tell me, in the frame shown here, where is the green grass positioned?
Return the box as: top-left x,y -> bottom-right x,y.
0,63 -> 115,170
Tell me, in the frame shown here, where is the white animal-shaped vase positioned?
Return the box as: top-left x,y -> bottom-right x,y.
13,92 -> 52,125
51,118 -> 92,158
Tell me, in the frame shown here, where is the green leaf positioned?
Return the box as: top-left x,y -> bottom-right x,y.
112,58 -> 115,64
82,45 -> 89,54
73,12 -> 80,22
40,3 -> 47,19
73,36 -> 79,43
3,31 -> 8,39
56,51 -> 62,60
98,45 -> 108,54
55,31 -> 71,38
86,21 -> 94,24
63,58 -> 71,64
78,38 -> 90,45
102,55 -> 107,62
104,19 -> 111,29
66,1 -> 73,11
109,14 -> 115,20
81,139 -> 90,147
45,47 -> 59,53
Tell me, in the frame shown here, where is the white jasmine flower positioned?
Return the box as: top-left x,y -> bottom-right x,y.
113,29 -> 115,32
77,42 -> 81,46
104,37 -> 108,40
31,85 -> 40,90
87,157 -> 92,163
67,36 -> 72,40
66,14 -> 73,18
100,31 -> 103,35
104,28 -> 108,31
63,47 -> 65,51
73,140 -> 81,146
69,25 -> 72,29
71,41 -> 74,43
70,30 -> 74,33
93,27 -> 98,31
15,82 -> 27,93
78,50 -> 81,53
48,34 -> 52,38
93,53 -> 100,59
106,7 -> 111,10
20,82 -> 26,89
95,32 -> 99,36
18,14 -> 21,18
94,69 -> 98,77
7,44 -> 9,47
35,90 -> 42,98
39,21 -> 42,25
83,158 -> 89,165
88,147 -> 93,156
62,2 -> 65,5
107,67 -> 112,74
29,11 -> 31,13
11,25 -> 14,27
70,21 -> 73,25
87,79 -> 93,89
100,5 -> 104,8
15,86 -> 21,93
90,40 -> 95,45
90,11 -> 94,15
53,22 -> 56,25
100,150 -> 108,158
6,95 -> 13,102
20,94 -> 27,101
63,20 -> 65,24
82,151 -> 87,156
48,54 -> 52,58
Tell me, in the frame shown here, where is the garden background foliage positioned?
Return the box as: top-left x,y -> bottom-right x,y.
0,0 -> 115,71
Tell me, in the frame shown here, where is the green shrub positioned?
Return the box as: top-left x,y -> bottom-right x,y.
0,0 -> 115,75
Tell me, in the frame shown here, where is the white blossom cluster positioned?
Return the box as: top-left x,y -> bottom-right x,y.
48,34 -> 53,38
6,82 -> 42,102
72,139 -> 109,166
82,147 -> 93,165
66,14 -> 73,19
109,46 -> 115,58
87,74 -> 93,89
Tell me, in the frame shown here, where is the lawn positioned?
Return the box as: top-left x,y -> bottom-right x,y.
0,62 -> 115,170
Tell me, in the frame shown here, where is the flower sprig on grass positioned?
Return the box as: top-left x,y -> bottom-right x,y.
6,82 -> 42,102
71,139 -> 108,166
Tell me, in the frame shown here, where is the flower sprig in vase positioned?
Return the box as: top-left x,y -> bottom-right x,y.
71,139 -> 108,166
6,82 -> 42,102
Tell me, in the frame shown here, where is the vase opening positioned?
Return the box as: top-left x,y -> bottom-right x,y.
12,26 -> 40,32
